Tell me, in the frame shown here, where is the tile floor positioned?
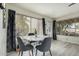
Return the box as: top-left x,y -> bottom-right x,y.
7,40 -> 79,56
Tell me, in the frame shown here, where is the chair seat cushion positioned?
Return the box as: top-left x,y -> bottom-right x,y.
36,45 -> 44,52
30,41 -> 36,43
36,45 -> 50,52
22,44 -> 33,51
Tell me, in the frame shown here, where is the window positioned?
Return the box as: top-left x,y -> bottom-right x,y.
15,15 -> 30,36
31,18 -> 38,33
15,14 -> 43,36
56,18 -> 79,36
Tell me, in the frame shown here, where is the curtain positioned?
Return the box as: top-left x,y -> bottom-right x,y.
42,18 -> 46,35
0,3 -> 4,9
53,20 -> 57,40
7,9 -> 16,52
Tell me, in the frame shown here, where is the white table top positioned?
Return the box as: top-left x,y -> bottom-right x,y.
20,35 -> 48,41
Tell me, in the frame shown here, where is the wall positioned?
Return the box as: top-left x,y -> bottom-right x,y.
0,9 -> 7,56
57,35 -> 79,44
57,11 -> 79,21
6,3 -> 52,20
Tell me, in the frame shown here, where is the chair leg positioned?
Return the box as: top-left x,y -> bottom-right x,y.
35,49 -> 37,56
18,51 -> 20,56
43,52 -> 45,56
32,49 -> 33,56
29,50 -> 31,56
21,51 -> 23,56
49,49 -> 52,56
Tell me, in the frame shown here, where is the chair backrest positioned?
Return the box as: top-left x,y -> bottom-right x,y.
41,37 -> 51,52
28,33 -> 35,36
17,37 -> 26,50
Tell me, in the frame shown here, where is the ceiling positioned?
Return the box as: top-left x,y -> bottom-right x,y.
13,3 -> 79,19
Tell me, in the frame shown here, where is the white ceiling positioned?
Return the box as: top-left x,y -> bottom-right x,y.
13,3 -> 79,19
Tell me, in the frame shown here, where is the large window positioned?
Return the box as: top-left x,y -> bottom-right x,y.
56,18 -> 79,36
15,14 -> 43,36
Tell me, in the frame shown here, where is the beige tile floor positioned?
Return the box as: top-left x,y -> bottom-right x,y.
7,40 -> 79,56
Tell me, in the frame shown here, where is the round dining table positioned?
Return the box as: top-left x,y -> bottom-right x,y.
20,35 -> 48,41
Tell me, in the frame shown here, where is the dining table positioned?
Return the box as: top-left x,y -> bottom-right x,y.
20,35 -> 49,56
20,35 -> 48,41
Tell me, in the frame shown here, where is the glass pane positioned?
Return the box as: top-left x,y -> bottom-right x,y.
31,18 -> 38,33
75,23 -> 79,34
15,15 -> 30,36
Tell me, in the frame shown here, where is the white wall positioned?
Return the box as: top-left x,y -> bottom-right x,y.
6,3 -> 52,20
57,11 -> 79,21
0,9 -> 7,56
57,35 -> 79,44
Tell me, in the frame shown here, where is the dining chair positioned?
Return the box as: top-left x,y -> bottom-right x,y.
35,37 -> 52,56
28,33 -> 35,36
17,37 -> 34,56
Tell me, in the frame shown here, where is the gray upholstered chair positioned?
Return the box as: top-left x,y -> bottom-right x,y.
28,33 -> 35,36
17,37 -> 34,56
35,37 -> 52,56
